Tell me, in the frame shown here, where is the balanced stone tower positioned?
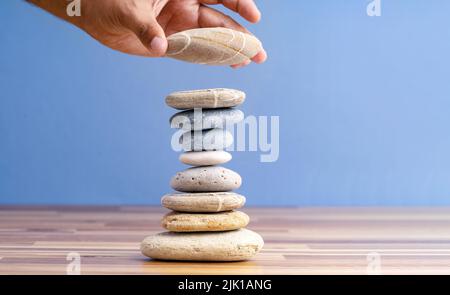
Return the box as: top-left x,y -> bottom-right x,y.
141,88 -> 264,261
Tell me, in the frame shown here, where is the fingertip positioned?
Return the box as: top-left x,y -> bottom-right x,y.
231,59 -> 251,69
232,49 -> 267,68
252,49 -> 267,64
239,0 -> 261,23
249,9 -> 261,23
149,36 -> 168,57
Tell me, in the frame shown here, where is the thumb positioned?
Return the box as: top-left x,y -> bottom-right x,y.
125,13 -> 167,57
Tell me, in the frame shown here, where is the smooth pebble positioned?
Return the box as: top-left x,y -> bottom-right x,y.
141,228 -> 264,261
179,128 -> 233,152
170,108 -> 244,130
179,151 -> 231,166
166,88 -> 245,110
166,28 -> 262,66
162,192 -> 245,212
162,211 -> 249,232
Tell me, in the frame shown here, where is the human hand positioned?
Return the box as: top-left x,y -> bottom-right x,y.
29,0 -> 267,68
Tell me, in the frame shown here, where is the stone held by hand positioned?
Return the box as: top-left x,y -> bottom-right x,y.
166,28 -> 263,66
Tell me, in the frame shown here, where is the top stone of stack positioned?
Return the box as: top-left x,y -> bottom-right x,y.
166,88 -> 245,110
166,28 -> 262,66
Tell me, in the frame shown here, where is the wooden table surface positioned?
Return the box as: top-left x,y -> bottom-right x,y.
1,206 -> 450,275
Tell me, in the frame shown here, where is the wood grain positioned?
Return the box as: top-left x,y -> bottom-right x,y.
1,206 -> 450,274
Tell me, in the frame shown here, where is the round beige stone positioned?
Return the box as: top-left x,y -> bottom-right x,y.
162,192 -> 245,212
170,166 -> 242,192
140,228 -> 264,261
166,27 -> 263,66
179,151 -> 232,166
162,210 -> 249,232
165,88 -> 245,110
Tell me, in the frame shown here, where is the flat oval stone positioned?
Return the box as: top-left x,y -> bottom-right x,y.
170,166 -> 241,192
179,129 -> 233,152
166,28 -> 262,66
179,151 -> 232,166
166,88 -> 245,110
162,192 -> 245,212
170,108 -> 244,130
141,229 -> 264,261
162,211 -> 249,232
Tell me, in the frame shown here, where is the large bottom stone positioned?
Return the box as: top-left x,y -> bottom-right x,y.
140,228 -> 264,261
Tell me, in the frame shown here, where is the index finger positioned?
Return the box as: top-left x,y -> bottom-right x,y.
199,0 -> 261,23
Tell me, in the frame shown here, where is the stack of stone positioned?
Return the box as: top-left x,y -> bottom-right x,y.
141,88 -> 264,261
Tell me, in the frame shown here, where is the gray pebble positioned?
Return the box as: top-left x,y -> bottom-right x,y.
170,108 -> 244,130
179,128 -> 233,152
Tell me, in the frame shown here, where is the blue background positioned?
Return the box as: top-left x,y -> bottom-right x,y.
1,0 -> 450,206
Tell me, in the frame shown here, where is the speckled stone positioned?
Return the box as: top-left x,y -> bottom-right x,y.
170,166 -> 241,192
166,88 -> 245,110
141,229 -> 264,261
